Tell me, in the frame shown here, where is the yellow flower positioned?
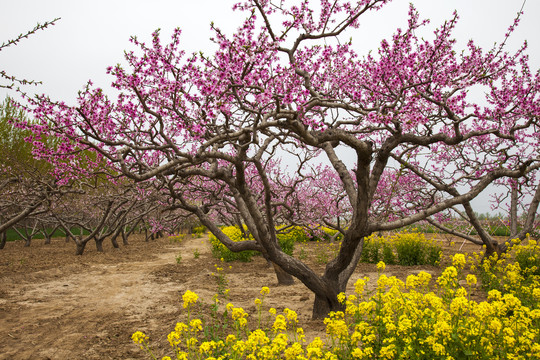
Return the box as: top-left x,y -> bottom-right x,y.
397,316 -> 412,334
260,286 -> 270,295
284,308 -> 298,326
488,289 -> 502,301
351,348 -> 364,358
182,290 -> 199,309
231,307 -> 248,321
432,343 -> 446,355
131,331 -> 148,345
437,266 -> 458,287
533,288 -> 540,300
452,253 -> 466,269
377,261 -> 386,271
489,319 -> 502,335
379,344 -> 396,359
189,319 -> 203,332
354,277 -> 369,297
284,342 -> 304,360
466,274 -> 477,286
272,314 -> 287,333
324,316 -> 349,340
337,292 -> 346,304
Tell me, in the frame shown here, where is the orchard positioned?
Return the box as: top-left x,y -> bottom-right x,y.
1,0 -> 540,359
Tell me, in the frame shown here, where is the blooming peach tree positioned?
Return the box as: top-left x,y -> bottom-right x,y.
24,0 -> 540,317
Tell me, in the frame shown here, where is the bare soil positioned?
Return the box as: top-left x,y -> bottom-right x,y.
0,232 -> 482,360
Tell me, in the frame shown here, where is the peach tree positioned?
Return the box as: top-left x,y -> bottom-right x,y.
25,0 -> 540,317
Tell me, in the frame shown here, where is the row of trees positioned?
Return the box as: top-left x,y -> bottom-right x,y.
4,0 -> 540,317
0,99 -> 189,253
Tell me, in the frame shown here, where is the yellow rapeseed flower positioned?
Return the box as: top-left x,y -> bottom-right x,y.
182,290 -> 199,309
131,331 -> 148,347
260,286 -> 270,295
466,274 -> 477,286
452,253 -> 466,269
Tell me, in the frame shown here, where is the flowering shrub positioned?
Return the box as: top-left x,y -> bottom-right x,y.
275,226 -> 308,254
514,238 -> 540,277
360,234 -> 396,265
477,236 -> 540,309
209,226 -> 257,262
192,226 -> 207,239
361,232 -> 441,266
311,227 -> 344,242
133,246 -> 540,359
209,226 -> 301,262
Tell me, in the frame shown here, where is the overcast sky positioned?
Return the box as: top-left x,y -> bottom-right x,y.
2,0 -> 538,102
1,0 -> 539,215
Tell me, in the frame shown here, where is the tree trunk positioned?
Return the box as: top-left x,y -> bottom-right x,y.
75,241 -> 87,256
312,280 -> 344,319
110,234 -> 119,248
43,225 -> 58,245
272,262 -> 295,285
95,237 -> 104,252
0,231 -> 6,250
44,231 -> 51,245
110,225 -> 122,249
510,185 -> 518,237
462,201 -> 499,258
313,294 -> 341,319
122,228 -> 129,245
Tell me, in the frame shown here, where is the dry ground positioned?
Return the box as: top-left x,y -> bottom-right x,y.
0,232 -> 482,360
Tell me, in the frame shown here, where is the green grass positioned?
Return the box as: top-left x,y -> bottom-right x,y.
4,227 -> 91,242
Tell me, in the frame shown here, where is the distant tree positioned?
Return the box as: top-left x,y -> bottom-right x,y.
0,98 -> 59,247
427,177 -> 540,257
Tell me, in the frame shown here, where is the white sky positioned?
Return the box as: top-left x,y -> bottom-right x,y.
1,0 -> 539,215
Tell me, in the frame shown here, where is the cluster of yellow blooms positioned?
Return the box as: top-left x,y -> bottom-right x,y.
134,238 -> 540,359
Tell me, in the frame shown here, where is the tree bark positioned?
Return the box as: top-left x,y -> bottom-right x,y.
272,262 -> 295,285
75,240 -> 87,256
462,201 -> 501,258
312,284 -> 343,319
0,231 -> 6,250
110,234 -> 120,248
95,237 -> 104,252
510,185 -> 518,237
122,228 -> 129,245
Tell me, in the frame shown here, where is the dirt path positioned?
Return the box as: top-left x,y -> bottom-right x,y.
0,233 -> 473,359
0,235 -> 191,359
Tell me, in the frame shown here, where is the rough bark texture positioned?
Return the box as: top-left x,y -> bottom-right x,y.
510,186 -> 518,237
95,238 -> 105,252
0,231 -> 6,250
272,263 -> 295,286
75,241 -> 86,256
